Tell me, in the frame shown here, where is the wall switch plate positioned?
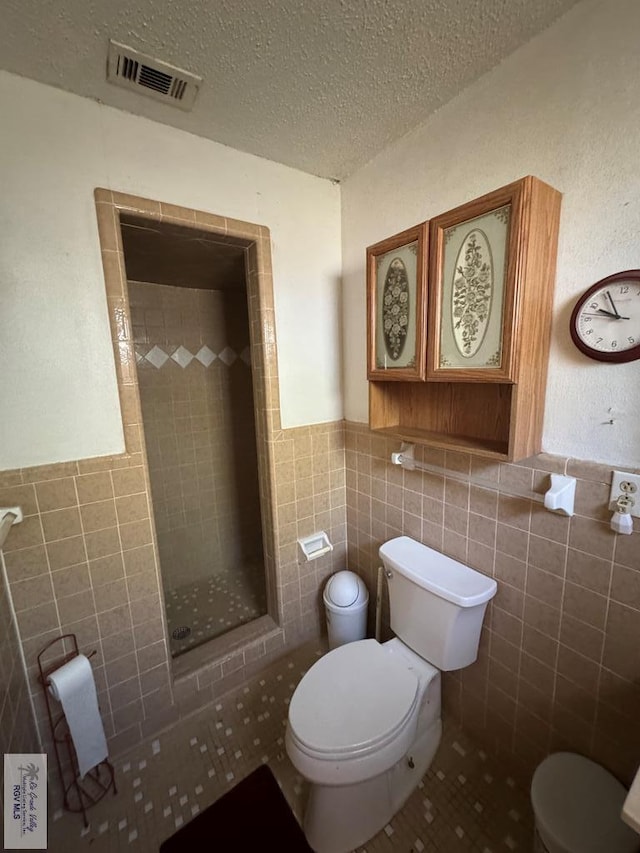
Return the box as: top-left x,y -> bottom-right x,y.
609,471 -> 640,518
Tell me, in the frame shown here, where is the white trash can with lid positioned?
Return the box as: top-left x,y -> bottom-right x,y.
323,571 -> 368,650
531,752 -> 640,853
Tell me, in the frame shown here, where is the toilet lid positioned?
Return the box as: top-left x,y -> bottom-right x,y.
288,640 -> 419,758
531,752 -> 640,853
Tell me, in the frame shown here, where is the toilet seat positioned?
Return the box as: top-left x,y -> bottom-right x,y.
287,639 -> 419,766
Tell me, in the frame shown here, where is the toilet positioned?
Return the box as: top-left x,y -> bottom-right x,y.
285,536 -> 497,853
531,753 -> 640,853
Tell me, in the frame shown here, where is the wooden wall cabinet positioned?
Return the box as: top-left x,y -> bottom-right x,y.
368,176 -> 562,461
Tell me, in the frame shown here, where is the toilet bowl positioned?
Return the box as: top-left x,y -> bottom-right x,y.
286,638 -> 441,852
285,536 -> 497,853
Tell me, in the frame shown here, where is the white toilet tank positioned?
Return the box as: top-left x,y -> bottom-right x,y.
379,537 -> 497,671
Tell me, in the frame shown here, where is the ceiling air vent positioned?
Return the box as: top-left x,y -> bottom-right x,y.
107,41 -> 201,111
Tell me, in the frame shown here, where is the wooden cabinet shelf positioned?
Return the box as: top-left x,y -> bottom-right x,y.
371,425 -> 509,459
369,381 -> 512,459
367,176 -> 561,462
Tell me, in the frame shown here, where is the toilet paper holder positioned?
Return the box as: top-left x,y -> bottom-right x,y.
37,634 -> 117,826
298,530 -> 333,561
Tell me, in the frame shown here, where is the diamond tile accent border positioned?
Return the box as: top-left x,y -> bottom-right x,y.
218,346 -> 237,366
171,345 -> 194,368
145,345 -> 169,368
195,345 -> 217,367
141,344 -> 247,369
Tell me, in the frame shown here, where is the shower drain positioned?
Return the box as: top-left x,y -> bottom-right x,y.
172,626 -> 191,640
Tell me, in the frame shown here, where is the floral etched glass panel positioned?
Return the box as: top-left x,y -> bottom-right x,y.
440,205 -> 510,369
375,241 -> 418,370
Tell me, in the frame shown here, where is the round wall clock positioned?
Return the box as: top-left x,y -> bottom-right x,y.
570,270 -> 640,362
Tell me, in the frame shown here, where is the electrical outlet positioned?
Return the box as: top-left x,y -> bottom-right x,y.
609,471 -> 640,518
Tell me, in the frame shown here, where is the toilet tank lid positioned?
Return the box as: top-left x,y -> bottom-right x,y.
379,537 -> 497,607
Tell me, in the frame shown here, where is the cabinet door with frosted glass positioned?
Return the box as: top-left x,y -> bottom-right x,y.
366,223 -> 428,381
427,180 -> 527,382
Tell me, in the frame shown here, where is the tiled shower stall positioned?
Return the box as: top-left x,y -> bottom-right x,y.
129,280 -> 266,656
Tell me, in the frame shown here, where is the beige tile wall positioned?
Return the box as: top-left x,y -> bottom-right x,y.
129,281 -> 263,593
271,422 -> 348,633
0,545 -> 39,755
0,192 -> 347,791
344,421 -> 640,787
0,459 -> 174,759
0,420 -> 346,765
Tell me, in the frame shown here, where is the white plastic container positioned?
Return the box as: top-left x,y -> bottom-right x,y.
323,571 -> 368,649
531,752 -> 640,853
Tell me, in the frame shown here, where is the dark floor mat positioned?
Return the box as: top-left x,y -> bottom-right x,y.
159,764 -> 312,851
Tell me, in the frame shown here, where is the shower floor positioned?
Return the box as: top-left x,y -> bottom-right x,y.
165,560 -> 267,657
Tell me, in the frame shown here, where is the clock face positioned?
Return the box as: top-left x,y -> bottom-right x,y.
570,271 -> 640,363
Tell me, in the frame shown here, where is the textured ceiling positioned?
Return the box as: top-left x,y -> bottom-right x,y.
3,0 -> 580,179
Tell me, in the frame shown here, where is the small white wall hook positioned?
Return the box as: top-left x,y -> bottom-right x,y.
0,506 -> 23,525
391,443 -> 416,469
543,474 -> 576,517
0,506 -> 23,550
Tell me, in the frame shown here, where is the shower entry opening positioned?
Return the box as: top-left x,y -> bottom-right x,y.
120,213 -> 268,658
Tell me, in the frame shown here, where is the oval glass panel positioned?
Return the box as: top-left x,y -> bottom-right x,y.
451,229 -> 494,358
382,257 -> 410,361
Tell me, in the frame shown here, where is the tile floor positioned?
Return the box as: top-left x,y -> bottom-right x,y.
47,642 -> 534,852
164,561 -> 267,657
